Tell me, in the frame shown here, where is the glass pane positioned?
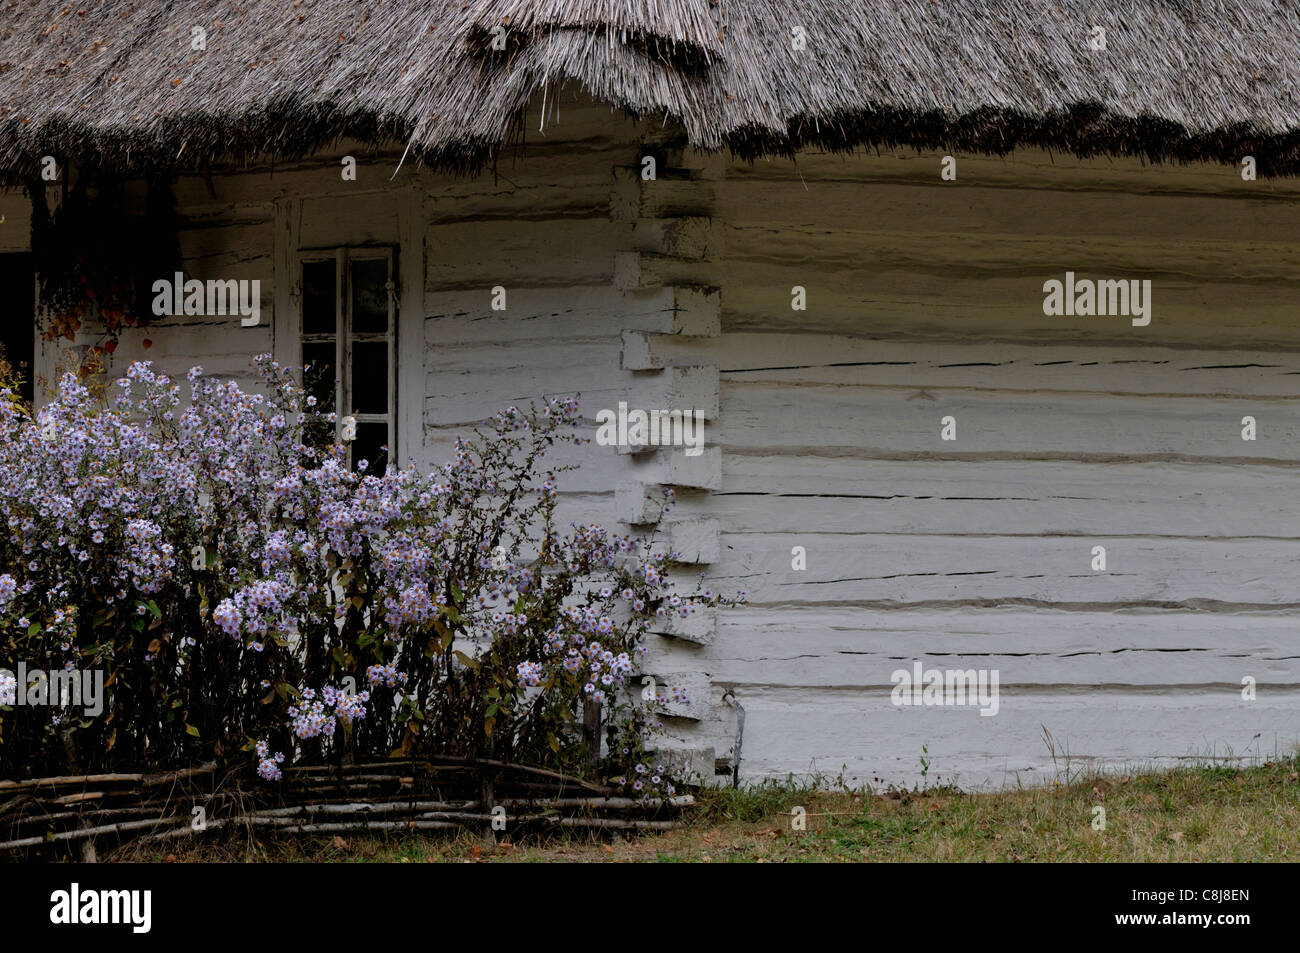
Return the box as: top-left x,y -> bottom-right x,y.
301,342 -> 337,455
350,341 -> 388,415
352,422 -> 388,477
350,258 -> 389,334
302,260 -> 336,335
302,342 -> 337,410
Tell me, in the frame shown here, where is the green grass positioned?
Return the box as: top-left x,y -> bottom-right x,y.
115,756 -> 1300,863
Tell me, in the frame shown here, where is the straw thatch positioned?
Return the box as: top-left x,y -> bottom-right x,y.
2,0 -> 1300,179
466,0 -> 725,68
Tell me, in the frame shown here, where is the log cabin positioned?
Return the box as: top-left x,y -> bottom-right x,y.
3,0 -> 1300,789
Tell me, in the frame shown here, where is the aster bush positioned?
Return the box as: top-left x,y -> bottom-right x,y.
0,356 -> 737,796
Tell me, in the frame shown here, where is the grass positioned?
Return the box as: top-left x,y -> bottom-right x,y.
114,755 -> 1300,863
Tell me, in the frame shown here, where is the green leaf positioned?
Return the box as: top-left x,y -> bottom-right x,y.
185,723 -> 200,737
453,650 -> 480,671
357,631 -> 375,648
26,623 -> 39,637
145,600 -> 162,619
332,646 -> 346,667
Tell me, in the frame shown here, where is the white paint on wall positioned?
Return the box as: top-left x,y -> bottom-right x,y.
22,124 -> 1300,790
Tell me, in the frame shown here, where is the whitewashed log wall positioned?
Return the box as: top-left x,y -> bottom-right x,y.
6,97 -> 1300,790
656,146 -> 1300,789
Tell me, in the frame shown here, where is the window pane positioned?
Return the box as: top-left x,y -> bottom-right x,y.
302,342 -> 337,454
351,341 -> 388,415
302,260 -> 336,335
302,342 -> 337,409
352,422 -> 388,477
350,258 -> 389,334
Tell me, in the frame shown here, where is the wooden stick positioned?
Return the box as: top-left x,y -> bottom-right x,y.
501,795 -> 695,810
426,755 -> 613,793
6,805 -> 168,827
554,817 -> 684,830
582,698 -> 601,769
140,763 -> 220,786
250,800 -> 479,818
0,773 -> 144,793
0,794 -> 33,820
481,774 -> 496,847
253,820 -> 461,835
247,811 -> 497,827
0,815 -> 180,849
144,819 -> 228,842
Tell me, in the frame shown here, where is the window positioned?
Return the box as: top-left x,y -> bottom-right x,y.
0,253 -> 34,404
299,249 -> 395,475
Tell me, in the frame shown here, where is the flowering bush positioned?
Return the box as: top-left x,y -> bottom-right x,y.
0,356 -> 738,792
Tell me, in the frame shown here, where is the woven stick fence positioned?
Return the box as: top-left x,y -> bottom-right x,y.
0,758 -> 694,856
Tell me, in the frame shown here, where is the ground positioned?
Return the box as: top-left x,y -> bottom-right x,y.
111,757 -> 1300,863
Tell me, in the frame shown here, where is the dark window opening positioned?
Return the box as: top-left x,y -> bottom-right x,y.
299,250 -> 394,476
0,253 -> 35,405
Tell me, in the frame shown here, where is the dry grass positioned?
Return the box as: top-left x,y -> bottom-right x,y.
114,756 -> 1300,863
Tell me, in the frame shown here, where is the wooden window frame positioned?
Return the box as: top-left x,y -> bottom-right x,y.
296,246 -> 396,469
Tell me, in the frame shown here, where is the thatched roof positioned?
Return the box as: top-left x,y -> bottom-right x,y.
3,0 -> 1300,179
